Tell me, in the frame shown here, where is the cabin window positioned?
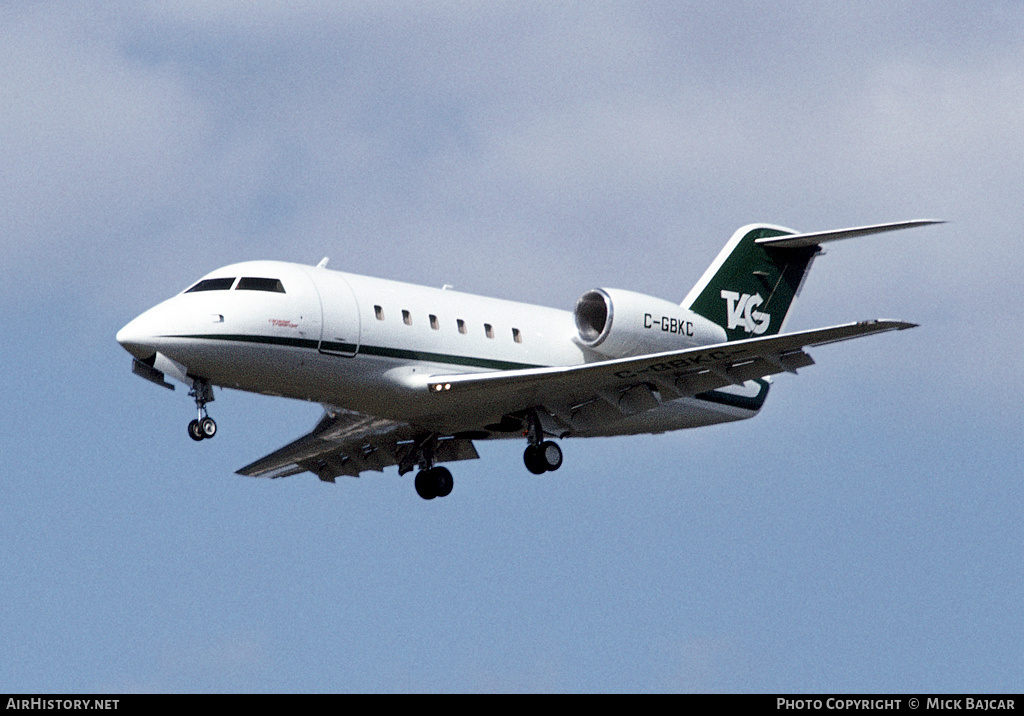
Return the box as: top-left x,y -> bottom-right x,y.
512,328 -> 522,344
457,319 -> 467,334
374,305 -> 384,321
236,277 -> 286,293
402,310 -> 412,326
429,314 -> 439,330
484,323 -> 494,339
186,277 -> 235,293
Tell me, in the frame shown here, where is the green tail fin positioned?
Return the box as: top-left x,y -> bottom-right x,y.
684,224 -> 820,341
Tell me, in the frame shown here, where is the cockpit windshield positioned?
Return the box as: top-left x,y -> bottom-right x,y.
184,277 -> 286,294
237,277 -> 285,293
185,277 -> 236,293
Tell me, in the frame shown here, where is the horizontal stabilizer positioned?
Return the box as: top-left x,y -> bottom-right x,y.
754,220 -> 944,249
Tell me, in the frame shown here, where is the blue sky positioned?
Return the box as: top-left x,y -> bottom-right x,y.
2,1 -> 1021,692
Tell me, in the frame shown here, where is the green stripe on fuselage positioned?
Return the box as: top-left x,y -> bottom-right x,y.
165,333 -> 544,372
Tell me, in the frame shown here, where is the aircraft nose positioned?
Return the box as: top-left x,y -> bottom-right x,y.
116,313 -> 158,360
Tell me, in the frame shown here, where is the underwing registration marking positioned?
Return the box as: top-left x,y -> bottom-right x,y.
613,347 -> 749,380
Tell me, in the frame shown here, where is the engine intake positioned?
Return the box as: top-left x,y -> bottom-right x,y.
575,289 -> 612,344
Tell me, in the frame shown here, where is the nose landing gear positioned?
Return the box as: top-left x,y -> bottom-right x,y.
187,379 -> 217,442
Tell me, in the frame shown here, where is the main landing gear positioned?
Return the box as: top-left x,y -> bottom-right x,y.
407,435 -> 455,500
187,379 -> 217,442
522,410 -> 563,475
414,466 -> 454,500
524,440 -> 563,474
404,412 -> 568,499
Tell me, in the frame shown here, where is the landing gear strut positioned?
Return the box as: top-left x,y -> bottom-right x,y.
408,434 -> 454,500
523,410 -> 563,474
187,379 -> 216,442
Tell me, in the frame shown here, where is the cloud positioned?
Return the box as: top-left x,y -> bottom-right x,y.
4,2 -> 1022,326
0,6 -> 210,298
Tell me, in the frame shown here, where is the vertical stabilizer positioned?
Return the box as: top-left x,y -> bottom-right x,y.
683,224 -> 819,341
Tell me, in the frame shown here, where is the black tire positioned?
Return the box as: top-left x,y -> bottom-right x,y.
200,417 -> 217,439
415,469 -> 437,500
434,467 -> 453,498
540,441 -> 563,471
188,419 -> 204,441
523,445 -> 547,475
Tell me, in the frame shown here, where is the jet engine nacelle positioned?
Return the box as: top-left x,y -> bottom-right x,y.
573,288 -> 727,359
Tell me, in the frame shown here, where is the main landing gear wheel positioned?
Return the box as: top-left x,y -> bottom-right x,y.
415,466 -> 454,500
188,419 -> 204,442
524,440 -> 562,474
434,467 -> 453,498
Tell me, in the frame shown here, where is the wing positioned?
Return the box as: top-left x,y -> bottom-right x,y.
240,320 -> 912,480
236,408 -> 478,482
422,320 -> 915,430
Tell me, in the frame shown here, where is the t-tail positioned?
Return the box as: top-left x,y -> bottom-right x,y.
682,220 -> 943,341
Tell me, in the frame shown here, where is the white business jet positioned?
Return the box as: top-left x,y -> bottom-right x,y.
117,220 -> 939,499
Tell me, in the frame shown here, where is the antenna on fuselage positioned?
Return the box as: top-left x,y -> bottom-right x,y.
316,257 -> 329,268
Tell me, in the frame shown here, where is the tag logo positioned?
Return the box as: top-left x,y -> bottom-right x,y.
721,290 -> 770,334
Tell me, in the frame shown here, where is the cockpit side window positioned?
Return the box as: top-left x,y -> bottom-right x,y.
186,277 -> 236,293
236,277 -> 286,293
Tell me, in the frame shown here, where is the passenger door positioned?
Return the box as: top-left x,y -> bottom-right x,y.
313,270 -> 361,357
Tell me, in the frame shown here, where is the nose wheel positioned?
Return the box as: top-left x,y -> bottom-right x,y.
187,379 -> 217,441
188,416 -> 217,441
